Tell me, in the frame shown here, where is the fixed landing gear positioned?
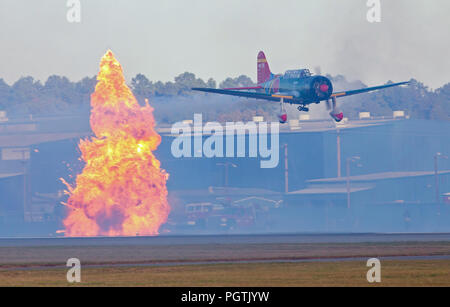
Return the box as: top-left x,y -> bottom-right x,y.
327,96 -> 344,122
278,98 -> 288,124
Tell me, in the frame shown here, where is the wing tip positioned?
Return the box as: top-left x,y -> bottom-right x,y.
397,81 -> 411,86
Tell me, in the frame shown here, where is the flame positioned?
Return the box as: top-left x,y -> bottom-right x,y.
62,50 -> 170,236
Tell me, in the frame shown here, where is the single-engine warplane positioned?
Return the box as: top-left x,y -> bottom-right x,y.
192,51 -> 409,123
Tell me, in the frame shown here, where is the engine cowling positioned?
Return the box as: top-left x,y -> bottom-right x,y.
311,76 -> 333,101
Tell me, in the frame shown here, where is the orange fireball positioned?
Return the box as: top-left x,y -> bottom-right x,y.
62,50 -> 170,236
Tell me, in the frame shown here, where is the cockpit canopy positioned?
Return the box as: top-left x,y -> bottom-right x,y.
284,69 -> 312,79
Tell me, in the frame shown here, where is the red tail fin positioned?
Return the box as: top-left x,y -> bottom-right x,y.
257,51 -> 272,84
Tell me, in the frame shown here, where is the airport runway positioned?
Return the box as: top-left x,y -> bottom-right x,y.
4,254 -> 450,272
1,233 -> 450,276
1,233 -> 450,247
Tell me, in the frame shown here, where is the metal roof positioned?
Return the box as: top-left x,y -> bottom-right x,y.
171,187 -> 281,197
0,132 -> 89,147
309,170 -> 450,184
0,172 -> 24,179
157,118 -> 398,136
288,186 -> 373,195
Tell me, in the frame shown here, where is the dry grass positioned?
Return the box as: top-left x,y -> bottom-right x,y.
1,241 -> 450,268
1,241 -> 449,286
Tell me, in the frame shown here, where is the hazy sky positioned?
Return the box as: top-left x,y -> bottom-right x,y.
0,0 -> 448,89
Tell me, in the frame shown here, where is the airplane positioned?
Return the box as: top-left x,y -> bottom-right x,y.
192,51 -> 410,123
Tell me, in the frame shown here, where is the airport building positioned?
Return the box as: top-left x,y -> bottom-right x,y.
0,111 -> 449,235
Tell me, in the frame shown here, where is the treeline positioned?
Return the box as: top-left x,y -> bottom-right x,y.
0,72 -> 448,121
131,72 -> 255,98
330,75 -> 450,121
0,73 -> 256,116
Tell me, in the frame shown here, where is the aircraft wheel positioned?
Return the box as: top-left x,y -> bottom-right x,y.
297,106 -> 309,112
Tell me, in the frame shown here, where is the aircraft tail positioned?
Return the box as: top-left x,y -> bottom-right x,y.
257,51 -> 272,84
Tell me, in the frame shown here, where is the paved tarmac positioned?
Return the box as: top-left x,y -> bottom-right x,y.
1,233 -> 450,247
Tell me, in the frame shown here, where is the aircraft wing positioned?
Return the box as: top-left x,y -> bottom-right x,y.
331,81 -> 410,98
193,81 -> 409,103
191,88 -> 303,104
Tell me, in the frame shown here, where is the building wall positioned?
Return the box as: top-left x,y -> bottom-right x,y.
0,175 -> 24,220
157,132 -> 325,193
1,118 -> 448,234
323,120 -> 450,178
24,119 -> 450,198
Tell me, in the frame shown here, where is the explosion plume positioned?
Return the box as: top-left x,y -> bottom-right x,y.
62,50 -> 170,236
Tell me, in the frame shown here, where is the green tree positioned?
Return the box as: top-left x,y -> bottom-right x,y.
131,73 -> 154,99
206,78 -> 216,89
75,76 -> 97,106
0,79 -> 11,110
219,75 -> 255,89
174,72 -> 208,95
43,75 -> 75,105
11,76 -> 43,114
